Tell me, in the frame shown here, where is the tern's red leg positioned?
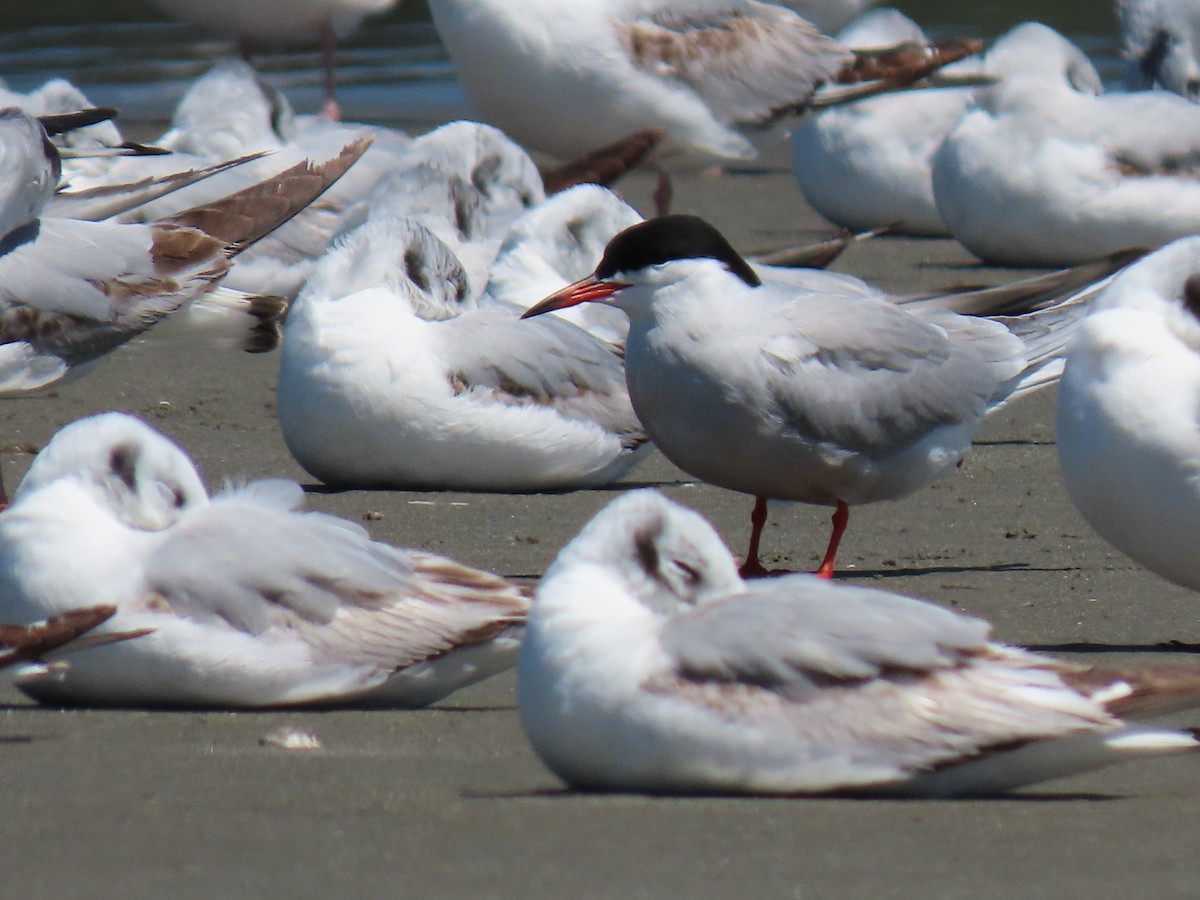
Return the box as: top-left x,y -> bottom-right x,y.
814,501 -> 850,579
318,19 -> 341,120
738,496 -> 770,578
653,172 -> 673,217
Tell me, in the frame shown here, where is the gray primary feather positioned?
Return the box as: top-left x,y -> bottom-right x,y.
143,483 -> 528,670
145,486 -> 420,633
759,290 -> 1022,454
654,575 -> 1119,778
661,576 -> 991,696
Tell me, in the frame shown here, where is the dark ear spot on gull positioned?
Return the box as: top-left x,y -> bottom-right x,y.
404,245 -> 431,294
109,444 -> 139,492
1182,273 -> 1200,320
596,216 -> 762,288
472,153 -> 503,199
634,524 -> 661,578
1138,28 -> 1171,86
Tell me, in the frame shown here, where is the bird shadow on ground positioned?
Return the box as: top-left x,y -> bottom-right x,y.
973,438 -> 1056,446
838,562 -> 1075,579
1022,641 -> 1200,654
299,480 -> 694,496
459,787 -> 1118,802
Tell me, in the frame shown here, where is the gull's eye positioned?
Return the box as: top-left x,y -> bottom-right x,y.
671,559 -> 701,587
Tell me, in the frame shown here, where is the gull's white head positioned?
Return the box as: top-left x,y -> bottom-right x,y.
162,58 -> 294,157
363,162 -> 490,245
547,490 -> 743,617
1120,0 -> 1200,99
305,215 -> 474,321
23,78 -> 125,151
1091,234 -> 1200,348
402,120 -> 545,227
493,184 -> 643,286
14,412 -> 208,530
979,22 -> 1103,108
837,8 -> 927,47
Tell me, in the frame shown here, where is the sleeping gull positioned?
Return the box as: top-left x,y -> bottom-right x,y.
518,491 -> 1200,796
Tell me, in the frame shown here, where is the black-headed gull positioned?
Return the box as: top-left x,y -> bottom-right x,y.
793,9 -> 965,236
1120,0 -> 1200,99
518,491 -> 1200,796
335,120 -> 547,296
0,413 -> 529,709
1058,235 -> 1200,592
0,115 -> 368,395
428,0 -> 976,214
929,23 -> 1200,266
277,216 -> 648,491
523,215 -> 1092,577
145,0 -> 400,118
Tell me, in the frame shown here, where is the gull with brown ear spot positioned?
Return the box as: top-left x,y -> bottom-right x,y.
1058,235 -> 1200,593
518,491 -> 1200,797
0,412 -> 529,709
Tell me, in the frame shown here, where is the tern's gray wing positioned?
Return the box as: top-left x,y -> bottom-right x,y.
759,290 -> 1026,453
615,0 -> 852,125
144,482 -> 528,670
662,577 -> 991,694
436,302 -> 646,445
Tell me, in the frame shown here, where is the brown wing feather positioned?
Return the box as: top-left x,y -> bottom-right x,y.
541,129 -> 665,194
292,551 -> 529,672
1057,662 -> 1200,719
162,138 -> 372,255
836,38 -> 983,85
0,605 -> 116,667
617,6 -> 851,125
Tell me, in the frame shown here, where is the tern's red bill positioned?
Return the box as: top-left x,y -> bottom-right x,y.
521,275 -> 631,319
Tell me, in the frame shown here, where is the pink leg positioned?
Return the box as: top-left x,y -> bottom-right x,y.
738,496 -> 770,579
814,501 -> 849,579
653,171 -> 672,217
318,20 -> 341,120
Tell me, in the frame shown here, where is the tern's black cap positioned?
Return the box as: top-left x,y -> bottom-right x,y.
594,215 -> 762,288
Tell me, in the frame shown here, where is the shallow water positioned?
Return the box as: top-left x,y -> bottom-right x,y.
0,0 -> 1121,132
